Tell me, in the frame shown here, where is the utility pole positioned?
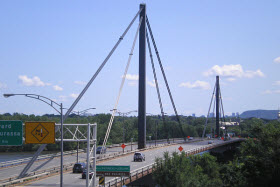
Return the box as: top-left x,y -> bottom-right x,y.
138,3 -> 146,149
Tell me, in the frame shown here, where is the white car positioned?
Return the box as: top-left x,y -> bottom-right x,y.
133,152 -> 145,162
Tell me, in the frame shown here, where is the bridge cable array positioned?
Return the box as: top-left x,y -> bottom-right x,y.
146,29 -> 167,134
146,16 -> 186,140
101,17 -> 144,153
202,79 -> 226,138
63,7 -> 143,122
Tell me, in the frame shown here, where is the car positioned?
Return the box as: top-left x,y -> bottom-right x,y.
73,162 -> 86,173
96,146 -> 107,154
82,169 -> 94,179
208,141 -> 213,144
134,152 -> 145,162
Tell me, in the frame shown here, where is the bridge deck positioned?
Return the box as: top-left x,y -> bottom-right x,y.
12,138 -> 243,187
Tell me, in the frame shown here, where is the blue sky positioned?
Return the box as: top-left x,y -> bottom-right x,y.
0,0 -> 280,116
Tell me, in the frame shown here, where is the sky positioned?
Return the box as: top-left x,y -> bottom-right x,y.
0,0 -> 280,117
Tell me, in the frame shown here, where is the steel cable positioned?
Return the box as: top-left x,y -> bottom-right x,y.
146,16 -> 186,139
101,17 -> 144,153
63,8 -> 143,121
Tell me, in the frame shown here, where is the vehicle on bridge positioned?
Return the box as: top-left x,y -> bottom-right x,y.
96,146 -> 107,154
134,152 -> 145,162
73,163 -> 86,173
82,169 -> 94,179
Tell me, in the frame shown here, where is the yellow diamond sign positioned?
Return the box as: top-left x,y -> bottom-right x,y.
25,122 -> 55,144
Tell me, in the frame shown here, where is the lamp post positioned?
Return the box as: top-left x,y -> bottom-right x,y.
71,108 -> 96,163
110,109 -> 137,144
3,93 -> 64,187
146,113 -> 160,146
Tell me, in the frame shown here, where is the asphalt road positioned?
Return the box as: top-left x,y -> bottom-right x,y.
20,139 -> 223,187
0,139 -> 182,182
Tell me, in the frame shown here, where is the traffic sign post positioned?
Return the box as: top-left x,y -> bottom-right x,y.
99,176 -> 105,186
0,120 -> 23,146
25,122 -> 55,144
121,143 -> 126,153
178,146 -> 183,152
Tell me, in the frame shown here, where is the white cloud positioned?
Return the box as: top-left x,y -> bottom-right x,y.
53,85 -> 63,91
179,80 -> 211,90
274,57 -> 280,63
74,81 -> 86,85
203,64 -> 264,80
0,82 -> 7,89
147,80 -> 156,87
18,75 -> 46,86
123,74 -> 139,81
273,81 -> 280,86
70,93 -> 78,99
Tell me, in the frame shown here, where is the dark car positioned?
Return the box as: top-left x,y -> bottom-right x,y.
82,169 -> 94,179
133,152 -> 145,162
96,146 -> 107,154
73,162 -> 86,173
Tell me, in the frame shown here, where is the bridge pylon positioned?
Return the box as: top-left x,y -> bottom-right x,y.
138,3 -> 146,149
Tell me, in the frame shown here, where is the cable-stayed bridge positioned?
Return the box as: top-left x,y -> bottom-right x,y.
0,4 -> 244,187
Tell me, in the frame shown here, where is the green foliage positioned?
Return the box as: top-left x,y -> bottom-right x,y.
153,119 -> 280,186
153,152 -> 222,187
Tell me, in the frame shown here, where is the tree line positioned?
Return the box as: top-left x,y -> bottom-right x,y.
0,112 -> 260,152
153,119 -> 280,186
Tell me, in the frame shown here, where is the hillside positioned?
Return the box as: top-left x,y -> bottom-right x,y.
240,110 -> 279,120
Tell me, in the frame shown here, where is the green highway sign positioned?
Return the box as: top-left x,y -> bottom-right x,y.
96,165 -> 130,172
96,165 -> 130,177
0,121 -> 23,146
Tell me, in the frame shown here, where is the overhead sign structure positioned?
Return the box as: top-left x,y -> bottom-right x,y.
0,121 -> 23,146
25,122 -> 55,144
96,165 -> 130,177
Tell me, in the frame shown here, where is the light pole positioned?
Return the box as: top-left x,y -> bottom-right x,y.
146,113 -> 160,146
110,109 -> 137,144
3,93 -> 64,187
71,108 -> 96,163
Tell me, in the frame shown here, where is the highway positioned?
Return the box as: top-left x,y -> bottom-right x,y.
0,139 -> 181,183
19,139 -> 224,187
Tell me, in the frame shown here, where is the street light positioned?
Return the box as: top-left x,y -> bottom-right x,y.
146,113 -> 160,146
3,93 -> 64,187
72,107 -> 96,116
110,109 -> 137,144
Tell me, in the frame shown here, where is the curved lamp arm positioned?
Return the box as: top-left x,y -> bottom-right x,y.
3,93 -> 61,114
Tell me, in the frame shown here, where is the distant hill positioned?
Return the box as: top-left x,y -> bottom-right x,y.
240,110 -> 279,120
